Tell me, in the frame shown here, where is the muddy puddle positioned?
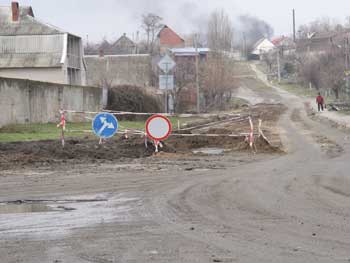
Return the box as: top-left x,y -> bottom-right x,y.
0,195 -> 139,238
0,203 -> 57,214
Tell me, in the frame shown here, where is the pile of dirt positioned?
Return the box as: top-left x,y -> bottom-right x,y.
0,104 -> 286,170
0,137 -> 154,170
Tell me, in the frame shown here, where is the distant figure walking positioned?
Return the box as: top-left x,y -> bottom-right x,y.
316,93 -> 324,112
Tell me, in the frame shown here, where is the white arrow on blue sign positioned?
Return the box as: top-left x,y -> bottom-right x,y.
92,112 -> 119,139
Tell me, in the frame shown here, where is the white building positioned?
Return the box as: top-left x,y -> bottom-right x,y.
251,38 -> 275,58
0,2 -> 86,85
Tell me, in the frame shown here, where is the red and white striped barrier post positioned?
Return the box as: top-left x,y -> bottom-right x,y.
57,109 -> 66,147
248,117 -> 254,148
144,135 -> 148,149
258,119 -> 262,138
154,140 -> 159,153
124,129 -> 129,140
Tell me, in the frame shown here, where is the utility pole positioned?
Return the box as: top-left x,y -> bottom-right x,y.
194,34 -> 200,113
292,9 -> 296,42
345,37 -> 350,95
277,48 -> 281,83
164,63 -> 169,113
242,32 -> 247,60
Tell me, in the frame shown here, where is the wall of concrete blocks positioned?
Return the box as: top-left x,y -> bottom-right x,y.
85,54 -> 152,88
0,77 -> 102,127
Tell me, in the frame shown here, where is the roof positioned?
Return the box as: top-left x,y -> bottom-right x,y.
85,54 -> 149,58
0,5 -> 33,22
170,47 -> 210,56
158,25 -> 185,46
296,29 -> 350,53
0,4 -> 82,69
253,38 -> 274,49
271,36 -> 286,46
112,34 -> 135,47
0,5 -> 79,37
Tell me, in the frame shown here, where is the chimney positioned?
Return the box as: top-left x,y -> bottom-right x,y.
11,2 -> 19,22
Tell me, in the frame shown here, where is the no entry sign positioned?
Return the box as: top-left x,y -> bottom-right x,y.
146,115 -> 172,141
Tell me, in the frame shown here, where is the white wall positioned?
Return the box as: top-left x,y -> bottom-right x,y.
0,77 -> 102,127
0,67 -> 65,84
252,39 -> 275,55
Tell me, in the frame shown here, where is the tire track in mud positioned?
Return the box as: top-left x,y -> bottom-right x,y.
142,80 -> 350,262
291,108 -> 344,159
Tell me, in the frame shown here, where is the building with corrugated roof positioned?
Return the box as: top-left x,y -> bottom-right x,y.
0,2 -> 86,85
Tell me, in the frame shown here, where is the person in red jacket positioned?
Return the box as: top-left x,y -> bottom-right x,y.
316,93 -> 324,112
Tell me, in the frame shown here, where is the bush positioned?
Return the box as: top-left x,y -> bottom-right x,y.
284,62 -> 295,74
107,85 -> 162,120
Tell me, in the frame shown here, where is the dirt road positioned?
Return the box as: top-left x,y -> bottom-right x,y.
1,65 -> 350,263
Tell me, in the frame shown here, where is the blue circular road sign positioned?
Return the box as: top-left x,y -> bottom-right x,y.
92,112 -> 119,139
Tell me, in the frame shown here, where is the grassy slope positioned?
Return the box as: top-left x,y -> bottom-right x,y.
0,117 -> 197,143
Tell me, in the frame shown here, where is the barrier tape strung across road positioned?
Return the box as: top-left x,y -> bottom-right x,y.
67,129 -> 257,138
62,109 -> 266,148
178,116 -> 249,132
64,109 -> 244,119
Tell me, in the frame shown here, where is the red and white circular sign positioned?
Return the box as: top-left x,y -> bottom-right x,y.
146,115 -> 172,141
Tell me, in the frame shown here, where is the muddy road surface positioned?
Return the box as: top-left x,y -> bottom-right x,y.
1,66 -> 350,262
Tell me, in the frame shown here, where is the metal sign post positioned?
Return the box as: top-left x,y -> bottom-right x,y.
145,114 -> 172,153
159,75 -> 174,90
158,55 -> 176,113
165,63 -> 169,113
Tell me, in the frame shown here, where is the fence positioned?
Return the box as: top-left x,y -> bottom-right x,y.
0,77 -> 102,128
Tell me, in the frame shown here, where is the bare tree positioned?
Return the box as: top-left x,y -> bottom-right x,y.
207,9 -> 234,51
261,51 -> 275,72
172,57 -> 197,112
141,13 -> 163,54
297,55 -> 322,89
298,17 -> 344,38
297,48 -> 346,99
200,52 -> 238,110
346,16 -> 350,28
319,50 -> 346,99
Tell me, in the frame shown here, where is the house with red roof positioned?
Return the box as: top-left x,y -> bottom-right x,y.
157,25 -> 185,54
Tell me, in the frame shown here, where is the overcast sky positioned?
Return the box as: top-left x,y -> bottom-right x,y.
1,0 -> 349,42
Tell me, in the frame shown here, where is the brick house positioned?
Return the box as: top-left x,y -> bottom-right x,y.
170,48 -> 210,111
158,25 -> 185,54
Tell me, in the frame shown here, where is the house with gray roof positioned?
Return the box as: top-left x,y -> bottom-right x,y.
85,34 -> 137,55
0,2 -> 86,85
110,33 -> 137,55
